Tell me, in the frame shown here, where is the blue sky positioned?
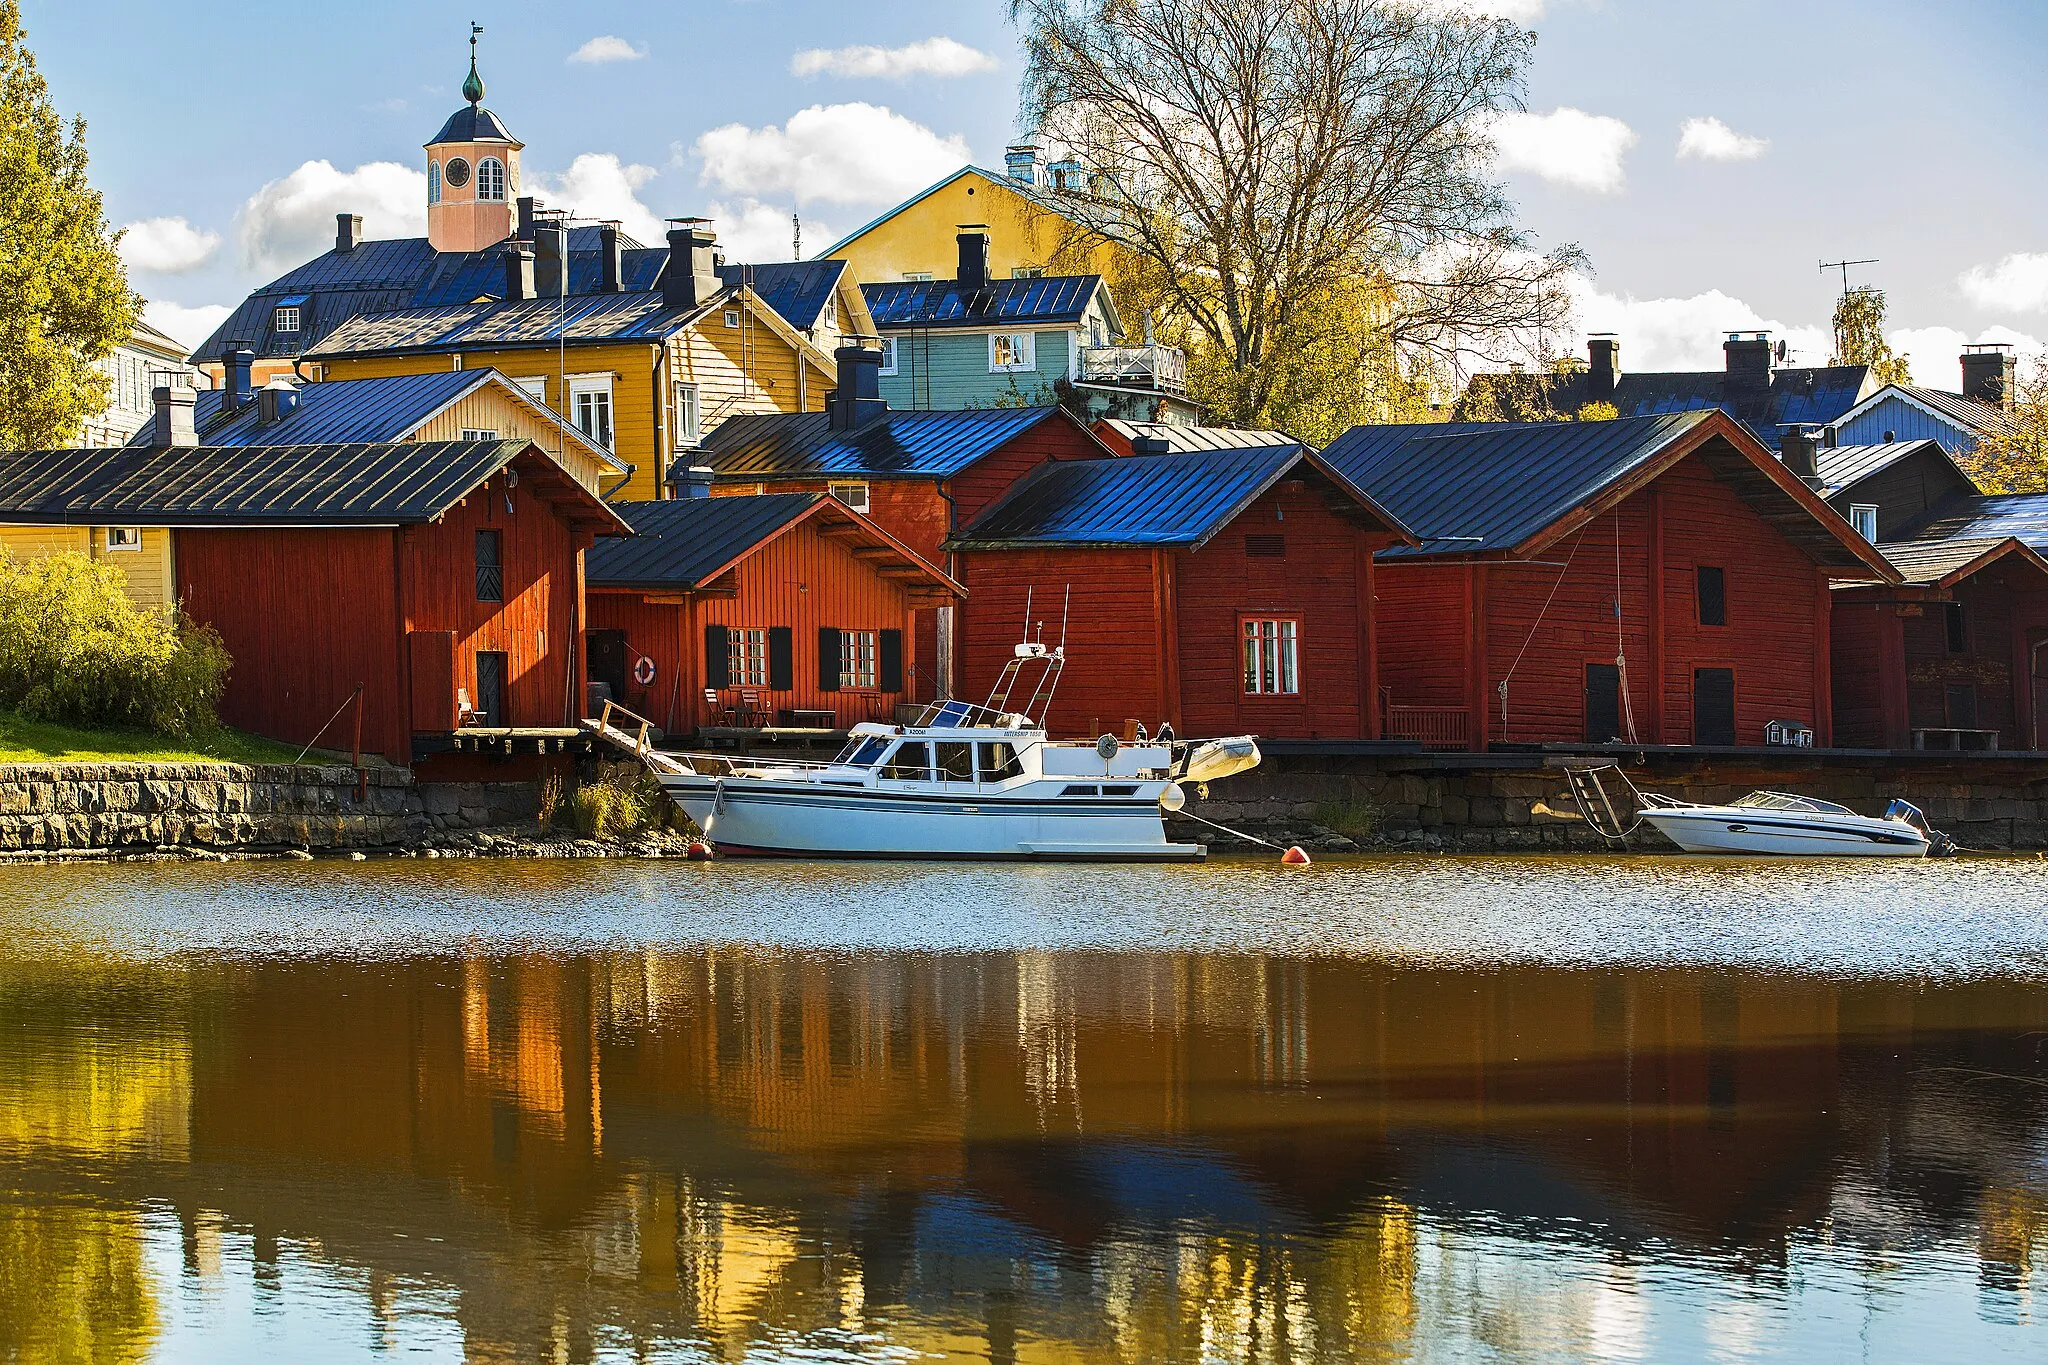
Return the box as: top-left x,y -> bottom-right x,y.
27,0 -> 2048,381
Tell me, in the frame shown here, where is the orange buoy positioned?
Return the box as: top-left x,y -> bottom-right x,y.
686,840 -> 714,861
1281,845 -> 1312,865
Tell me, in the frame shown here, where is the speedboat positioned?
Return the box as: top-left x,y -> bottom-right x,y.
594,642 -> 1261,861
1566,764 -> 1954,857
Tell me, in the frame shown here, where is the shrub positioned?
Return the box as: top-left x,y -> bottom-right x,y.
0,552 -> 229,736
563,761 -> 663,839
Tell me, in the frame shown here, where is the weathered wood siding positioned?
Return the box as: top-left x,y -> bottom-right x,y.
175,527 -> 409,761
1377,452 -> 1833,748
1175,480 -> 1377,741
587,512 -> 923,733
1828,596 -> 1900,748
402,383 -> 611,494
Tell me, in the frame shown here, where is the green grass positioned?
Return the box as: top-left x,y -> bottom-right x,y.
0,712 -> 309,765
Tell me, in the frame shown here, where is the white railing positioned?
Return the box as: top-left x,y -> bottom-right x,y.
1079,344 -> 1187,395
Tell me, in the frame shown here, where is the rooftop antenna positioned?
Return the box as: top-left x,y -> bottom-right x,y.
1819,257 -> 1879,296
792,212 -> 802,261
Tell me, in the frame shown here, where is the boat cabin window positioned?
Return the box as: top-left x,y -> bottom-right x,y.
935,742 -> 974,781
977,742 -> 1023,781
1729,791 -> 1852,815
883,742 -> 934,781
1103,784 -> 1139,796
836,736 -> 889,767
1061,785 -> 1100,797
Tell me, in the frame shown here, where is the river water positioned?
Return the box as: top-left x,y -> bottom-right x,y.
2,854 -> 2046,1363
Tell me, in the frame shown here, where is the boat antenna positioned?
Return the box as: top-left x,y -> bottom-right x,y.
1021,585 -> 1033,645
1057,585 -> 1071,656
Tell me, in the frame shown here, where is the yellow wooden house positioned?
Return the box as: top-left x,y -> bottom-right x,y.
0,366 -> 618,611
818,150 -> 1131,287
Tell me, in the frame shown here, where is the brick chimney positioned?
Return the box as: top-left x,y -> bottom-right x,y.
150,385 -> 197,449
661,222 -> 723,311
1725,332 -> 1773,392
1780,425 -> 1822,489
828,345 -> 887,432
1587,335 -> 1619,401
1961,344 -> 2016,411
501,241 -> 534,302
335,213 -> 363,253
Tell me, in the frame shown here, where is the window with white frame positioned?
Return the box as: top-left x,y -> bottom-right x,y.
828,482 -> 870,513
876,338 -> 898,376
674,382 -> 701,448
723,309 -> 741,329
989,332 -> 1036,372
840,630 -> 878,690
1849,503 -> 1878,541
273,306 -> 300,334
569,375 -> 614,449
1242,618 -> 1299,695
476,157 -> 506,202
729,629 -> 769,687
104,527 -> 142,552
459,428 -> 499,441
427,160 -> 441,204
513,375 -> 547,403
903,272 -> 934,282
1012,266 -> 1046,279
823,296 -> 837,329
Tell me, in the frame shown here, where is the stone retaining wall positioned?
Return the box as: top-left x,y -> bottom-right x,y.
0,763 -> 540,854
1186,753 -> 2048,853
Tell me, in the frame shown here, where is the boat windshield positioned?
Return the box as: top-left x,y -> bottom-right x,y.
911,698 -> 1018,730
1729,791 -> 1854,816
833,736 -> 890,768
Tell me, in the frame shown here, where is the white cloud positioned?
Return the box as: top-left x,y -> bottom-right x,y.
791,37 -> 997,81
143,300 -> 231,352
1886,325 -> 2046,386
119,216 -> 221,274
1490,107 -> 1636,193
568,35 -> 647,65
706,198 -> 834,263
1414,0 -> 1547,21
1959,252 -> 2048,313
237,160 -> 425,272
1676,116 -> 1768,163
691,103 -> 971,207
1568,280 -> 1829,371
530,154 -> 666,247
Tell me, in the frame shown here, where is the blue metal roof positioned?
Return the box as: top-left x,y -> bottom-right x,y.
863,275 -> 1101,329
307,290 -> 717,358
947,444 -> 1411,550
1462,365 -> 1875,446
428,105 -> 519,145
589,494 -> 820,589
703,406 -> 1068,480
1893,492 -> 2048,554
146,371 -> 485,447
720,260 -> 846,331
1325,414 -> 1716,556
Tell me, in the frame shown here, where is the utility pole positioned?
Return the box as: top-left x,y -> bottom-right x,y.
1819,257 -> 1879,296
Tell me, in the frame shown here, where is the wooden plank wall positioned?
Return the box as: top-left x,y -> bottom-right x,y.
587,513 -> 925,733
0,526 -> 175,612
958,548 -> 1163,737
175,528 -> 409,761
402,474 -> 581,732
1175,481 -> 1372,740
1828,596 -> 1901,748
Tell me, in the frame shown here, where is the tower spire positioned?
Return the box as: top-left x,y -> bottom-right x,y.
463,22 -> 485,106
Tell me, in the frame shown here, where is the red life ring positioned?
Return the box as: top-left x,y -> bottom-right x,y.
633,655 -> 657,687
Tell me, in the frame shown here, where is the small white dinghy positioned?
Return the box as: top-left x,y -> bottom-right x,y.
1566,764 -> 1954,858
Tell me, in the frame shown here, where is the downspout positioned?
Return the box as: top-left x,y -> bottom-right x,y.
651,343 -> 667,499
938,478 -> 959,701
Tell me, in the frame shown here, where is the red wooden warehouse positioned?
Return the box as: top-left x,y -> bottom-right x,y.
1321,410 -> 1899,751
585,493 -> 962,735
700,346 -> 1113,696
0,426 -> 627,766
944,444 -> 1415,740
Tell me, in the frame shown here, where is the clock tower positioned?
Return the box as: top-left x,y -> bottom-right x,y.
425,27 -> 522,253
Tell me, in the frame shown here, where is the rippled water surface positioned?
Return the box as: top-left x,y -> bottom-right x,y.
2,854 -> 2046,1363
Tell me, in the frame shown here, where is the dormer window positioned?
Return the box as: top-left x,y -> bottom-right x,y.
477,157 -> 506,202
273,305 -> 301,334
1849,504 -> 1878,541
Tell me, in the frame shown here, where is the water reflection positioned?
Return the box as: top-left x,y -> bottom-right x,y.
0,867 -> 2043,1361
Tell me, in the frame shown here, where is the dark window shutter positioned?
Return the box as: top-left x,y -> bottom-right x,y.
1584,662 -> 1620,744
879,629 -> 904,692
817,627 -> 842,692
1696,566 -> 1726,627
1693,667 -> 1736,746
768,627 -> 793,690
704,625 -> 731,688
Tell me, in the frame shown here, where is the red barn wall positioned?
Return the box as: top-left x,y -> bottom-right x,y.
588,513 -> 928,734
1375,452 -> 1833,748
1175,480 -> 1375,740
959,549 -> 1163,738
1828,595 -> 1899,748
176,528 -> 409,761
402,480 -> 583,731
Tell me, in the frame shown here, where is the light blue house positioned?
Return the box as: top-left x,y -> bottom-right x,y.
860,230 -> 1200,424
1827,345 -> 2016,457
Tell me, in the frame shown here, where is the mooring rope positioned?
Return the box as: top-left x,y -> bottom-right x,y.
1167,806 -> 1286,851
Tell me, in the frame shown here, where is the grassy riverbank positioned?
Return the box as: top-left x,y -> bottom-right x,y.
0,713 -> 304,765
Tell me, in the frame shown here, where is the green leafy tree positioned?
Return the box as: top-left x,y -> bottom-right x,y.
0,0 -> 134,449
1962,356 -> 2048,492
1830,287 -> 1911,387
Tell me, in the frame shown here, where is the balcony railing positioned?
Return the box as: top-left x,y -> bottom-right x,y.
1079,344 -> 1188,395
1386,705 -> 1469,750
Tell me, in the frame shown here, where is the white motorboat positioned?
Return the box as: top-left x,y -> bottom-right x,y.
1566,765 -> 1954,857
592,641 -> 1261,861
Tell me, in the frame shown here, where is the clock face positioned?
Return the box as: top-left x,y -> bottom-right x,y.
444,157 -> 471,189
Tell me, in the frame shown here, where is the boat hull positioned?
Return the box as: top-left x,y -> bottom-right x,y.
1641,809 -> 1929,857
659,774 -> 1204,861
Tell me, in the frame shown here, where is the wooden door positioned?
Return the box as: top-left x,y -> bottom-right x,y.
1584,663 -> 1620,743
1694,667 -> 1736,746
476,651 -> 508,727
588,629 -> 628,701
